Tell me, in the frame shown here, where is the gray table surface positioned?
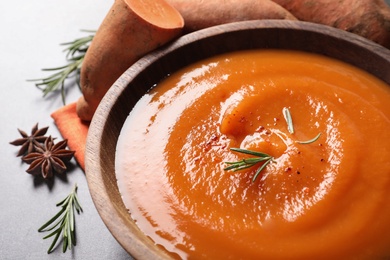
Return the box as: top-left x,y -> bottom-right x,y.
1,1 -> 390,260
0,0 -> 130,259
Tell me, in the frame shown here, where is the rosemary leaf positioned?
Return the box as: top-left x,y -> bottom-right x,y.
224,162 -> 255,172
62,237 -> 68,253
69,204 -> 75,233
243,157 -> 270,164
56,195 -> 70,207
252,158 -> 273,182
73,193 -> 82,213
296,133 -> 322,144
47,230 -> 62,254
230,147 -> 271,158
38,207 -> 66,232
40,65 -> 71,71
282,107 -> 295,134
43,225 -> 63,239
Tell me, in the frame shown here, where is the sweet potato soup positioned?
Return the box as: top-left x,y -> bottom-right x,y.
115,50 -> 390,259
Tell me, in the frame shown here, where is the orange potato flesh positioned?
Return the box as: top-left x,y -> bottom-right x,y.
126,0 -> 184,29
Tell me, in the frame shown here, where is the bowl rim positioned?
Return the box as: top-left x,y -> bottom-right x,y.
85,19 -> 390,259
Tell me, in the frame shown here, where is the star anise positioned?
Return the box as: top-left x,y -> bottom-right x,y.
22,136 -> 75,179
10,123 -> 49,157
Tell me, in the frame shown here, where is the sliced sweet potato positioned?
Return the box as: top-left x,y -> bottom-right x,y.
77,0 -> 184,121
166,0 -> 297,33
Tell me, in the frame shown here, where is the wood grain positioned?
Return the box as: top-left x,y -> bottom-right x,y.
85,20 -> 390,259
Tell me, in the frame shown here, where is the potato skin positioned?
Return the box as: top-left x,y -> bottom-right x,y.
77,0 -> 296,121
272,0 -> 390,48
77,0 -> 184,121
166,0 -> 297,33
77,0 -> 390,121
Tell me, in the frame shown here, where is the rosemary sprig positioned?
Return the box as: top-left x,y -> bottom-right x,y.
38,183 -> 83,254
224,148 -> 274,182
28,31 -> 95,104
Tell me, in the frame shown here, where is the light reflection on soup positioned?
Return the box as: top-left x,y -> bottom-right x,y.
115,50 -> 390,259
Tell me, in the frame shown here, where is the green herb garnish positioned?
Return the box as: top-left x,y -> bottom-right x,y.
28,31 -> 95,104
38,183 -> 83,254
224,107 -> 322,182
296,133 -> 322,144
282,107 -> 294,134
224,148 -> 274,182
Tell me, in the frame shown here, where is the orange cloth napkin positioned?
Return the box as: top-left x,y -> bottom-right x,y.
51,102 -> 89,170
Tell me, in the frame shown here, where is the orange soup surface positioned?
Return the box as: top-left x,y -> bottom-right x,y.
115,50 -> 390,259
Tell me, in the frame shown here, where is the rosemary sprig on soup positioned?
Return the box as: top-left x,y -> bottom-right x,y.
224,148 -> 274,182
282,107 -> 295,134
224,107 -> 322,180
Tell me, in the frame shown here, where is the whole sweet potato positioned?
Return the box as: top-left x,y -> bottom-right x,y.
166,0 -> 297,33
272,0 -> 390,48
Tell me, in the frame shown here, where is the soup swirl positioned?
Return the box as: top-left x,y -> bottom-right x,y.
116,50 -> 390,259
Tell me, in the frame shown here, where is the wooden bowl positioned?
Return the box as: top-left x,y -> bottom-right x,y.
85,20 -> 390,259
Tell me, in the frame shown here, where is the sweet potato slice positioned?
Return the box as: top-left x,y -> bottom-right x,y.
272,0 -> 390,48
166,0 -> 297,33
77,0 -> 184,121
